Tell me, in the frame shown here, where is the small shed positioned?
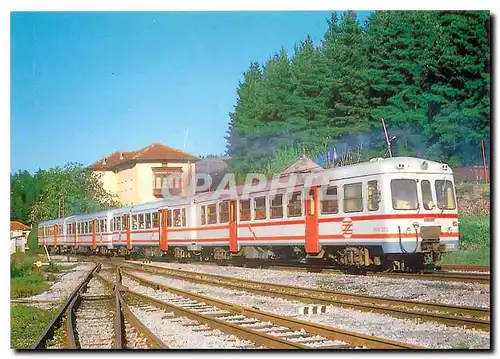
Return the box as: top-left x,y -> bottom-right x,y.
10,221 -> 31,254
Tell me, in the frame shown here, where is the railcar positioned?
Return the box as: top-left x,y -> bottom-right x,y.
38,157 -> 459,271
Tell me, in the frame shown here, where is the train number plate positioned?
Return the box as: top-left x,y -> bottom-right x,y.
445,243 -> 457,250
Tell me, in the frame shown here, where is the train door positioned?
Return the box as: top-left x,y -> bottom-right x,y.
91,219 -> 97,251
159,209 -> 168,252
53,224 -> 57,249
229,200 -> 238,253
305,187 -> 320,254
73,223 -> 77,248
125,214 -> 131,250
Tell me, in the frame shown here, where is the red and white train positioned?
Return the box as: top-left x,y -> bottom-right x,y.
38,157 -> 459,271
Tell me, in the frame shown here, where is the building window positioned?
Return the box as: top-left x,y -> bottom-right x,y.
270,194 -> 283,219
367,180 -> 380,211
239,199 -> 251,221
344,183 -> 363,213
207,204 -> 217,224
287,192 -> 302,217
254,197 -> 266,220
219,202 -> 229,223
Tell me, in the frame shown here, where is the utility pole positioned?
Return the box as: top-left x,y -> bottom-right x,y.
381,118 -> 392,158
481,140 -> 488,183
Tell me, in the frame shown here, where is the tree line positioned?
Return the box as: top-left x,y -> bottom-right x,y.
225,11 -> 490,176
11,163 -> 119,226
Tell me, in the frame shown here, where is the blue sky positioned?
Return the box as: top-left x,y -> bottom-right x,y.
11,11 -> 372,173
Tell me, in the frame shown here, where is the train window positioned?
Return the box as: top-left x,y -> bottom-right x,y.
182,208 -> 187,226
207,204 -> 217,224
104,219 -> 108,233
391,179 -> 418,210
435,180 -> 456,210
95,221 -> 100,234
201,205 -> 206,225
287,192 -> 302,217
239,200 -> 251,221
421,180 -> 434,210
254,197 -> 267,220
219,202 -> 229,223
321,186 -> 338,214
270,194 -> 283,219
82,222 -> 87,234
344,183 -> 363,213
167,210 -> 172,227
173,209 -> 182,227
367,180 -> 380,211
145,213 -> 152,229
139,214 -> 145,229
89,221 -> 93,233
132,215 -> 138,230
121,215 -> 127,230
110,218 -> 115,231
101,219 -> 105,233
152,212 -> 159,228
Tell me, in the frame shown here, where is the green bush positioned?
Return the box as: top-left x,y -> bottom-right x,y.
458,216 -> 490,248
11,274 -> 50,298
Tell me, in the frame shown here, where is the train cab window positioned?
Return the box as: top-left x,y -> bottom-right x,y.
207,204 -> 217,224
270,194 -> 284,219
391,179 -> 418,210
201,205 -> 206,225
367,180 -> 380,211
219,202 -> 229,223
152,212 -> 159,228
138,214 -> 145,229
287,192 -> 302,217
145,213 -> 152,229
321,186 -> 338,214
344,183 -> 363,213
254,197 -> 267,220
239,199 -> 251,221
421,180 -> 434,210
167,210 -> 172,227
173,209 -> 182,227
435,180 -> 456,210
182,208 -> 187,226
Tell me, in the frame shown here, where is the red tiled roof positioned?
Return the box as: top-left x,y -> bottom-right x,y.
90,143 -> 199,171
11,221 -> 31,231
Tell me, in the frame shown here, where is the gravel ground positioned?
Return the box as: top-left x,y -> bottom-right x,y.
24,263 -> 95,310
130,262 -> 490,309
126,271 -> 490,349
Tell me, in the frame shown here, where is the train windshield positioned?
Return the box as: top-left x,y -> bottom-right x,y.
391,179 -> 418,210
435,180 -> 456,210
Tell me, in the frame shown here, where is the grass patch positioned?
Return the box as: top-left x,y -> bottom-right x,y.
10,252 -> 58,299
440,216 -> 490,265
11,274 -> 50,299
11,304 -> 56,349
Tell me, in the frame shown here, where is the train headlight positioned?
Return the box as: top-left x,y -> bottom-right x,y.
421,161 -> 428,170
453,221 -> 459,227
412,222 -> 420,228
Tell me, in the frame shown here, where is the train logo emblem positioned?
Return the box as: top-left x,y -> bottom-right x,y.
342,217 -> 353,239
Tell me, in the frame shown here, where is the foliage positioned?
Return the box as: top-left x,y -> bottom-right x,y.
11,304 -> 56,349
10,252 -> 51,298
440,216 -> 490,265
226,11 -> 490,177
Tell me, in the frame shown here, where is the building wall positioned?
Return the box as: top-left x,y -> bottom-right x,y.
92,161 -> 196,206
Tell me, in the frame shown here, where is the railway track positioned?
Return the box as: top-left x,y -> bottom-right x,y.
120,260 -> 490,332
32,263 -> 167,349
116,269 -> 421,349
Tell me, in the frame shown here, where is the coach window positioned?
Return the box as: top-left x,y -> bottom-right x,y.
254,197 -> 267,220
219,202 -> 229,223
95,221 -> 100,234
367,180 -> 380,211
435,180 -> 456,210
391,179 -> 418,210
145,213 -> 152,229
321,186 -> 338,214
167,210 -> 172,227
270,194 -> 284,219
201,205 -> 206,225
152,212 -> 159,228
239,199 -> 251,221
122,215 -> 127,230
182,208 -> 187,226
139,214 -> 145,229
344,183 -> 363,213
207,204 -> 217,224
421,180 -> 434,210
173,209 -> 182,227
287,192 -> 302,217
131,215 -> 138,230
